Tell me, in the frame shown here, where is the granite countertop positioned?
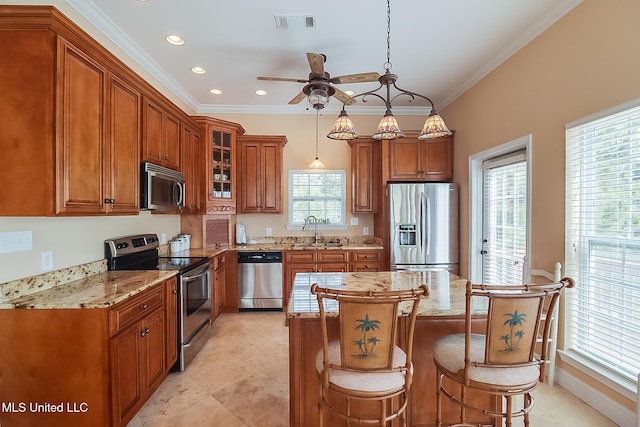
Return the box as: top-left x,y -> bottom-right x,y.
287,270 -> 480,319
0,270 -> 177,309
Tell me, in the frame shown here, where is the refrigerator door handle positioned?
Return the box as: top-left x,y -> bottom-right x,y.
423,191 -> 430,256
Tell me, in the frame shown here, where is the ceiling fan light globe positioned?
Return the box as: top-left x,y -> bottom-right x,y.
418,112 -> 452,140
308,88 -> 330,109
372,114 -> 404,140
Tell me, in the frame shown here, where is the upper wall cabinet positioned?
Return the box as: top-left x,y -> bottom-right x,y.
180,122 -> 204,214
142,97 -> 181,171
56,38 -> 141,215
349,139 -> 381,214
388,131 -> 453,182
193,117 -> 246,215
0,6 -> 199,216
237,135 -> 288,214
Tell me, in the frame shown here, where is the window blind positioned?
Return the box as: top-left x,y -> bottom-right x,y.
565,99 -> 640,382
482,150 -> 528,285
288,170 -> 346,226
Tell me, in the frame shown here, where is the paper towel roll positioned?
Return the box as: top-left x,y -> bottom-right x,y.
236,223 -> 247,244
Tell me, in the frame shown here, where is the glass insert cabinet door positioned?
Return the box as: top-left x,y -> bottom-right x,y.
211,130 -> 233,199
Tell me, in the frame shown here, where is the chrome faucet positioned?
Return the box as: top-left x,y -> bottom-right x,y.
302,215 -> 319,244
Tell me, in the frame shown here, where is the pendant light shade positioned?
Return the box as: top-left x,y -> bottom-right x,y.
371,112 -> 404,140
309,157 -> 325,168
327,108 -> 357,140
418,110 -> 453,140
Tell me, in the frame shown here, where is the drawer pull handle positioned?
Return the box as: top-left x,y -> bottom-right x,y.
141,328 -> 150,337
141,304 -> 148,310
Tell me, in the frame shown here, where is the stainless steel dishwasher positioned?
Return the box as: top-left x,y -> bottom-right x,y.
237,251 -> 283,309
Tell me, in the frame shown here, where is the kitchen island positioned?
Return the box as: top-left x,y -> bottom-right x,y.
287,270 -> 493,427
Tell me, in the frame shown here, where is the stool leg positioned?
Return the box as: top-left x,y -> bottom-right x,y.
524,393 -> 531,427
435,370 -> 442,427
505,395 -> 513,427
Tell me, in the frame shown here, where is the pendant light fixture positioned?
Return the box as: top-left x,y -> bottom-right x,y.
309,109 -> 326,168
327,0 -> 451,141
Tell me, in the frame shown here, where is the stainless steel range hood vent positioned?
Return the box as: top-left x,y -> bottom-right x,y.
274,14 -> 316,30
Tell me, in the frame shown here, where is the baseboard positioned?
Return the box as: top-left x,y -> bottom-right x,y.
556,366 -> 636,427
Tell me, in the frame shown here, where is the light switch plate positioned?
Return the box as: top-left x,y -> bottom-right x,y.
266,227 -> 272,236
363,227 -> 369,235
350,217 -> 358,225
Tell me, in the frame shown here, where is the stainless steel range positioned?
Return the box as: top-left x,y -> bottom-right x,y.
105,234 -> 211,372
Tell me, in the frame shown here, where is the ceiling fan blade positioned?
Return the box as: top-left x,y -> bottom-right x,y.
306,53 -> 325,75
330,72 -> 381,84
288,92 -> 307,105
257,76 -> 309,83
333,88 -> 357,106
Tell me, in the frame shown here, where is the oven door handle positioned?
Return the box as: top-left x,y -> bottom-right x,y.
181,263 -> 210,280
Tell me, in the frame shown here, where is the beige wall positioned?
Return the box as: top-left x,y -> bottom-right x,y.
441,0 -> 640,411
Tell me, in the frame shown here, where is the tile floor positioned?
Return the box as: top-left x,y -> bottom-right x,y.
129,311 -> 617,427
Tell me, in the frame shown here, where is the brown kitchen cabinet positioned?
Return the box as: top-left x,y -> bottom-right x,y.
211,252 -> 226,319
109,281 -> 168,426
165,278 -> 179,369
180,122 -> 205,214
284,250 -> 349,309
142,96 -> 181,171
349,249 -> 383,272
349,139 -> 381,213
53,36 -> 140,215
0,276 -> 177,427
193,117 -> 246,215
237,135 -> 288,213
0,6 -> 200,216
388,131 -> 453,181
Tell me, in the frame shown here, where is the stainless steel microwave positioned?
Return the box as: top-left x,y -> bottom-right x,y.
140,162 -> 185,211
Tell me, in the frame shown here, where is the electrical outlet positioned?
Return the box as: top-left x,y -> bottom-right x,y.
41,251 -> 53,271
350,217 -> 358,226
363,227 -> 369,236
266,227 -> 272,236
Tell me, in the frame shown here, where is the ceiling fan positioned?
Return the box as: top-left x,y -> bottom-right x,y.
257,52 -> 380,109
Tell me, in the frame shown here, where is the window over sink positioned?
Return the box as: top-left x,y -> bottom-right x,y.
287,170 -> 346,230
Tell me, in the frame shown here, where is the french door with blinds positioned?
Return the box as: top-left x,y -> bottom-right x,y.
481,150 -> 528,285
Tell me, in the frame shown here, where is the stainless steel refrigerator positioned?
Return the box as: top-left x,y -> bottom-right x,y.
389,183 -> 459,273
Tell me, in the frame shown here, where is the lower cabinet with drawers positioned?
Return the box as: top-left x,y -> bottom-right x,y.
0,276 -> 177,427
283,249 -> 383,310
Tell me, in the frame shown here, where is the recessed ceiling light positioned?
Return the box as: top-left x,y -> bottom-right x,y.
191,66 -> 206,74
344,90 -> 355,96
256,90 -> 267,96
165,35 -> 184,46
209,89 -> 222,95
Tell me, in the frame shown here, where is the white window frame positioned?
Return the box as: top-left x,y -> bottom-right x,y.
286,169 -> 347,231
469,135 -> 532,283
560,98 -> 640,402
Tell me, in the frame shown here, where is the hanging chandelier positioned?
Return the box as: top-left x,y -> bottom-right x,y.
327,0 -> 452,141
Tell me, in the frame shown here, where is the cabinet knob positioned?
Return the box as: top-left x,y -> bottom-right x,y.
140,327 -> 150,337
141,304 -> 148,310
172,289 -> 177,294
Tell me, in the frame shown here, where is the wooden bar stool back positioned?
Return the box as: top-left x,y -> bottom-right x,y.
311,284 -> 428,426
433,278 -> 575,427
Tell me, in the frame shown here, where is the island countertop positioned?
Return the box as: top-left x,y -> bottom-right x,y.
0,270 -> 177,309
287,270 -> 477,318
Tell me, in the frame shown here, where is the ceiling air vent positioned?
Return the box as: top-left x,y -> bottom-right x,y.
274,14 -> 316,30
